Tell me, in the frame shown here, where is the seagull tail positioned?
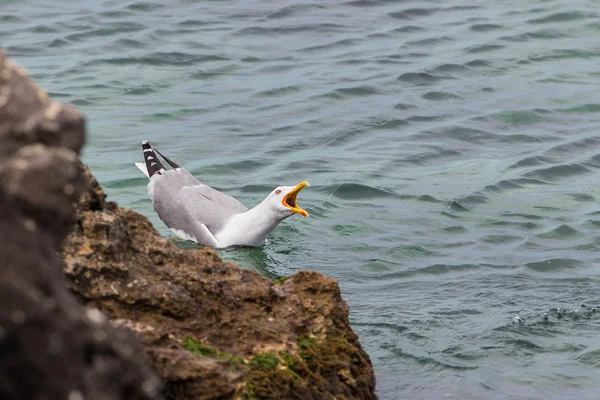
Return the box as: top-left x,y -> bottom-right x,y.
141,140 -> 166,178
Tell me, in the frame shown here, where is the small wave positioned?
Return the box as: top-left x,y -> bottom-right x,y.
524,163 -> 591,181
481,109 -> 549,125
110,38 -> 149,48
506,338 -> 544,352
238,184 -> 277,194
484,180 -> 523,192
104,177 -> 146,189
537,224 -> 583,239
428,63 -> 471,74
507,156 -> 555,169
440,225 -> 468,233
200,160 -> 270,175
0,15 -> 22,23
91,52 -> 228,67
140,108 -> 209,122
470,23 -> 504,32
252,85 -> 303,98
47,91 -> 70,98
123,86 -> 156,96
97,10 -> 134,18
387,346 -> 479,371
397,72 -> 447,86
47,38 -> 69,48
319,117 -> 407,147
510,178 -> 552,186
386,245 -> 436,259
127,2 -> 164,12
28,25 -> 57,33
466,44 -> 506,53
235,23 -> 347,36
567,193 -> 595,202
352,322 -> 408,334
406,36 -> 453,47
334,86 -> 383,97
576,349 -> 600,367
393,148 -> 462,166
465,59 -> 492,67
266,4 -> 325,19
422,91 -> 463,101
300,38 -> 361,52
392,25 -> 425,33
524,258 -> 581,272
451,192 -> 488,207
415,126 -> 497,144
70,99 -> 93,106
389,8 -> 438,19
177,19 -> 216,28
482,234 -> 524,244
371,118 -> 409,130
418,194 -> 442,203
528,11 -> 597,24
406,115 -> 448,122
501,212 -> 543,220
478,219 -> 539,230
559,103 -> 600,114
527,49 -> 600,63
500,29 -> 568,42
326,183 -> 398,200
4,45 -> 42,56
65,22 -> 147,41
393,102 -> 417,110
546,137 -> 600,156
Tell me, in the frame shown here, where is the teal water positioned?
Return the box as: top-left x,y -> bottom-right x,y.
3,0 -> 600,398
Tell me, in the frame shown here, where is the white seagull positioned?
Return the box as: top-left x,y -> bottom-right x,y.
135,140 -> 309,249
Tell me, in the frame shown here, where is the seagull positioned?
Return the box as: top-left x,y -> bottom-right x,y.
135,140 -> 309,249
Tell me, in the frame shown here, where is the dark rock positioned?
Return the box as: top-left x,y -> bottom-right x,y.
0,49 -> 163,400
61,165 -> 378,399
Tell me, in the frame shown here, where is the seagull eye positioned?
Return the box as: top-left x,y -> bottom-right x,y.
275,190 -> 281,195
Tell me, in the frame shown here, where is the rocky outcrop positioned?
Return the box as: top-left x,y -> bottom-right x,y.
61,164 -> 378,399
0,50 -> 163,400
0,48 -> 377,400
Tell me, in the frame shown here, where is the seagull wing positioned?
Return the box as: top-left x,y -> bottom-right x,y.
149,167 -> 247,242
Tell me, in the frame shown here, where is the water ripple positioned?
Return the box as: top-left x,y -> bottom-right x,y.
5,0 -> 600,397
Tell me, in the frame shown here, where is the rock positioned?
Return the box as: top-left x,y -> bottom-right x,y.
0,50 -> 163,400
61,165 -> 378,399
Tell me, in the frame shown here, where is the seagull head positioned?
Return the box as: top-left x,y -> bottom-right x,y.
267,181 -> 309,218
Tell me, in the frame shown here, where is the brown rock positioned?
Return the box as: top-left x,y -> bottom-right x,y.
62,165 -> 378,399
0,49 -> 163,400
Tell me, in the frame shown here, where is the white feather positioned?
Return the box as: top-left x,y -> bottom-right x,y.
135,162 -> 150,178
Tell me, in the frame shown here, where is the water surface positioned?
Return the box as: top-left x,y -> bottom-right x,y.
2,0 -> 600,398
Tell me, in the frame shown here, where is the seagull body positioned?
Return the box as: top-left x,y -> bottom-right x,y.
135,141 -> 309,249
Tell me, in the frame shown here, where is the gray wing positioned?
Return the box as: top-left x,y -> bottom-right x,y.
149,167 -> 247,236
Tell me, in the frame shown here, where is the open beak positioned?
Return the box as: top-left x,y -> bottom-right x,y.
282,181 -> 309,217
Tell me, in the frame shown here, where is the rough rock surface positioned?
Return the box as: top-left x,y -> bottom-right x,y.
61,164 -> 378,400
0,50 -> 163,400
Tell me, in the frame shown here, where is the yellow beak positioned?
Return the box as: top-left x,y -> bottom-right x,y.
282,181 -> 309,217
